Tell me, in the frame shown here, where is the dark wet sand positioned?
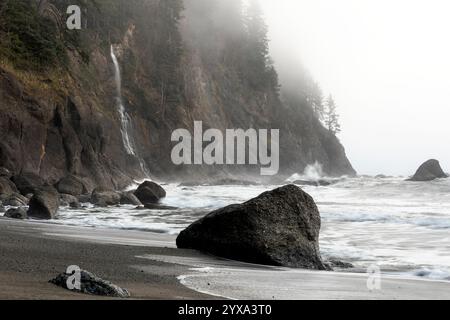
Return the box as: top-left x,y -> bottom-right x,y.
1,218 -> 449,300
0,218 -> 215,300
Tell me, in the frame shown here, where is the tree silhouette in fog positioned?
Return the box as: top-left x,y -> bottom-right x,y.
325,95 -> 341,134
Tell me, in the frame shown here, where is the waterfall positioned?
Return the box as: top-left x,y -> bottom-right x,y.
111,45 -> 136,156
111,45 -> 150,176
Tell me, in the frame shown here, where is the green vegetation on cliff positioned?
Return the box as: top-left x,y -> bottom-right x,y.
0,0 -> 355,188
0,0 -> 66,70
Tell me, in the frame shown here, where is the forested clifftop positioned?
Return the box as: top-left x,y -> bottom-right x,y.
0,0 -> 355,188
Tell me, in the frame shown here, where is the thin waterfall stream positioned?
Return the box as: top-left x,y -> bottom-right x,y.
111,45 -> 150,176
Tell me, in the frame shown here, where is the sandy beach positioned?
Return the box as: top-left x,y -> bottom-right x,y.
0,217 -> 449,300
0,218 -> 213,300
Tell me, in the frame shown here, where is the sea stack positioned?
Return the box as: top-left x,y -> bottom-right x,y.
408,159 -> 448,182
177,185 -> 328,270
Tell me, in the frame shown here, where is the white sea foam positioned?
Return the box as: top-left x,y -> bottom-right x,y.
287,161 -> 325,182
412,267 -> 450,280
55,176 -> 450,280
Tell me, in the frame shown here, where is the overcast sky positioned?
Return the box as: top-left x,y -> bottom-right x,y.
260,0 -> 450,176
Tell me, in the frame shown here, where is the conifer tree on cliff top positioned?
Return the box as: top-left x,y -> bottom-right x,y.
244,0 -> 278,92
325,95 -> 341,134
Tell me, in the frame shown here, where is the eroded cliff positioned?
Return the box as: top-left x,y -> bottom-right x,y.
0,0 -> 355,188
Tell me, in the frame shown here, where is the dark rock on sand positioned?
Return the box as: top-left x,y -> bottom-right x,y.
27,187 -> 59,219
4,207 -> 28,220
120,191 -> 143,206
50,270 -> 130,298
408,159 -> 448,182
177,185 -> 328,270
91,188 -> 121,207
56,175 -> 87,196
134,181 -> 166,204
60,194 -> 81,208
2,193 -> 28,207
11,172 -> 45,195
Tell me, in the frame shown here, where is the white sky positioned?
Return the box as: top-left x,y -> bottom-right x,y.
260,0 -> 450,175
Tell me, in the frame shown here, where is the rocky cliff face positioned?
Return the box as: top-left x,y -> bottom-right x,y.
0,0 -> 355,189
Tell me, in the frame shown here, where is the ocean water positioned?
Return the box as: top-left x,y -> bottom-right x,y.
53,175 -> 450,281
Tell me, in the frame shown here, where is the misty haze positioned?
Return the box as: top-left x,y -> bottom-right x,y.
262,0 -> 450,176
0,0 -> 449,304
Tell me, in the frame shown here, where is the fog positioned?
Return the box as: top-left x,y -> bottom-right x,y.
260,0 -> 450,176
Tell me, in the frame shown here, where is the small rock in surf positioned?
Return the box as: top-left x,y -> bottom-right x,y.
134,181 -> 166,204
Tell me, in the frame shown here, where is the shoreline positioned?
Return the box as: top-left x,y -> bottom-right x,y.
0,218 -> 215,300
0,218 -> 449,300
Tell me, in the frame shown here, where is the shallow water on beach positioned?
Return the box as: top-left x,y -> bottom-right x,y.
53,176 -> 450,281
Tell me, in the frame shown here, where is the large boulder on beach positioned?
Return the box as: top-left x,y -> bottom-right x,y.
27,187 -> 59,219
134,181 -> 166,204
409,159 -> 448,182
11,172 -> 45,195
50,270 -> 130,298
4,207 -> 28,220
91,188 -> 121,207
177,185 -> 328,270
55,175 -> 86,196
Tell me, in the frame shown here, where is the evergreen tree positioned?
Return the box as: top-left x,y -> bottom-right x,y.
310,82 -> 324,121
216,0 -> 246,68
325,95 -> 341,134
0,0 -> 67,70
153,0 -> 184,103
243,0 -> 278,91
246,0 -> 269,68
